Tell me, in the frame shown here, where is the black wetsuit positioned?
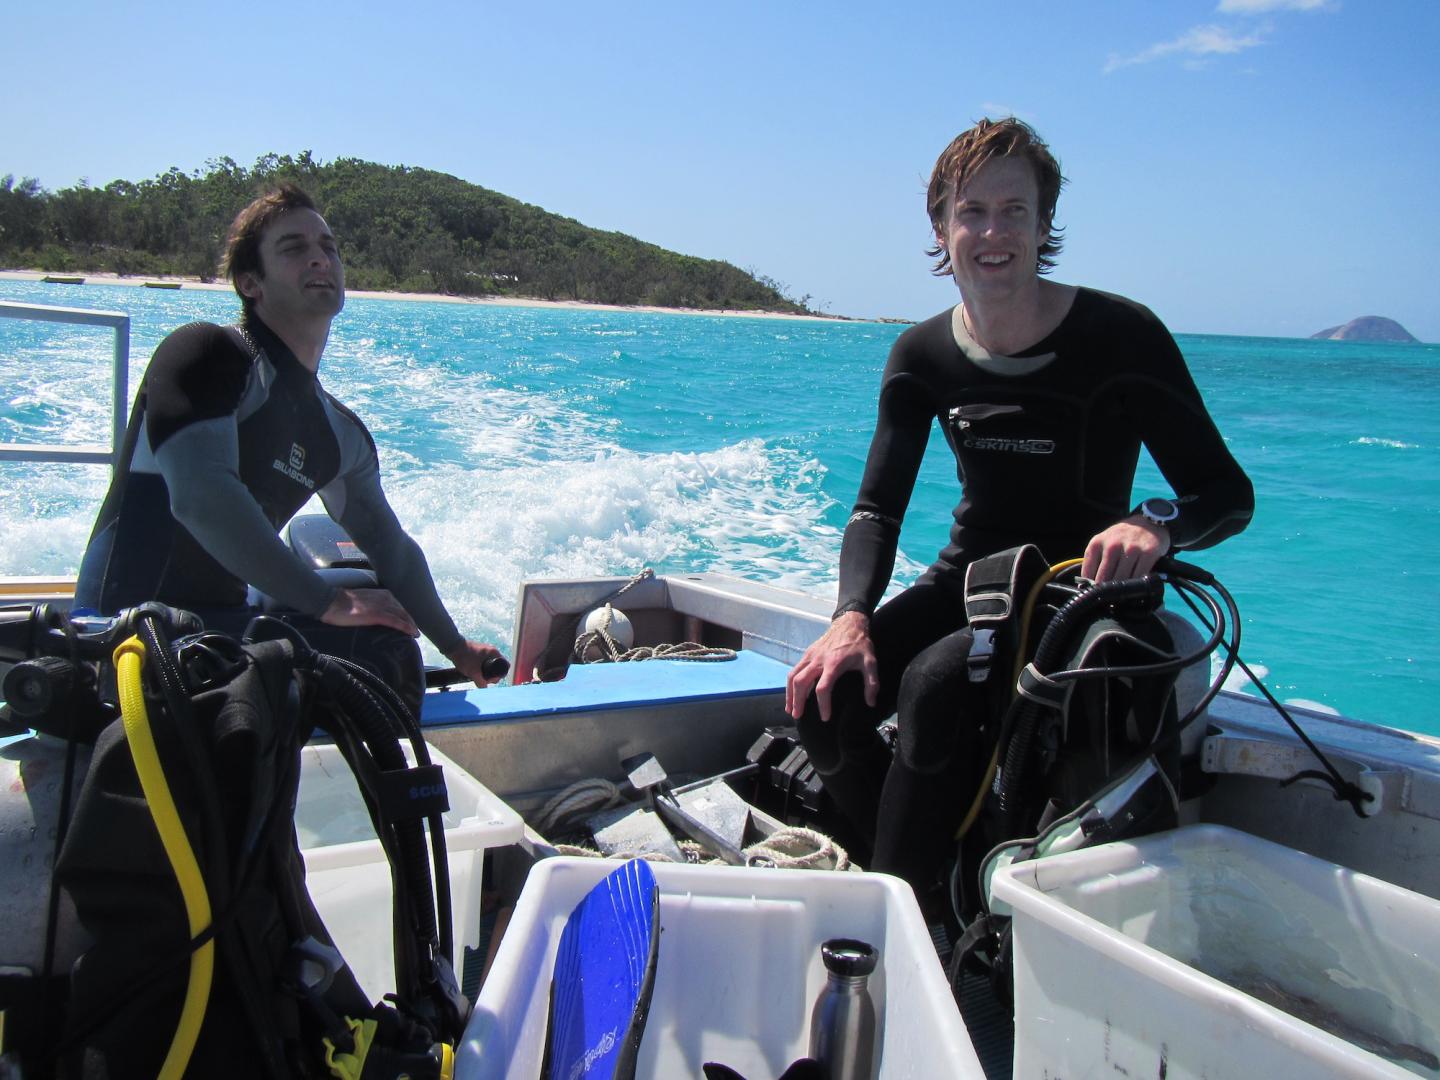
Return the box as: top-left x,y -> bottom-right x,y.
75,317 -> 464,714
798,288 -> 1253,887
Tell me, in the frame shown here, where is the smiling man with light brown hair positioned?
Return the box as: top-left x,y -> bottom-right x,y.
786,118 -> 1254,904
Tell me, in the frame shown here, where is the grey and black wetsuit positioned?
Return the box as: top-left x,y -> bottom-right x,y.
76,316 -> 463,711
798,288 -> 1253,885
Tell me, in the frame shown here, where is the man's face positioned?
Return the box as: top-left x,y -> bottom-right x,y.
239,208 -> 346,324
937,155 -> 1047,300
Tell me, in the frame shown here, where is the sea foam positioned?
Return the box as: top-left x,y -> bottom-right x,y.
2,280 -> 1437,730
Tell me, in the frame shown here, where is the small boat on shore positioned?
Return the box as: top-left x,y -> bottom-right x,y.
39,274 -> 84,285
2,299 -> 1438,1078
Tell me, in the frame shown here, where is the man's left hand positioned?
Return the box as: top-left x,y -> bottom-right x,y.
322,586 -> 420,636
443,640 -> 507,687
1082,515 -> 1169,582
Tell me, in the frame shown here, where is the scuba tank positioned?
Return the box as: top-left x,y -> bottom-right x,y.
0,601 -> 469,1079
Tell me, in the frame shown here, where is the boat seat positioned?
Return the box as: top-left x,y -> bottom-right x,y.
419,649 -> 791,727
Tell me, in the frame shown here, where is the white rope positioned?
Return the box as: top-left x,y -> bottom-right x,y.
572,579 -> 736,665
532,762 -> 850,872
543,822 -> 851,872
550,842 -> 690,863
533,778 -> 624,836
744,827 -> 853,872
549,841 -> 713,866
575,635 -> 738,664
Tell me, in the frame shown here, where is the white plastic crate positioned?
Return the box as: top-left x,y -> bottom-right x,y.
992,824 -> 1440,1079
455,858 -> 982,1079
295,741 -> 524,1003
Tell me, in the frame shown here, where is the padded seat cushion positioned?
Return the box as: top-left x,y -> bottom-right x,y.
420,650 -> 791,726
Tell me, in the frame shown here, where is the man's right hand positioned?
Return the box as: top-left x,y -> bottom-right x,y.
443,639 -> 508,687
785,610 -> 879,722
321,586 -> 420,637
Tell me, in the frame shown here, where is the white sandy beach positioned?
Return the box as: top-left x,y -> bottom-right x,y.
0,269 -> 850,323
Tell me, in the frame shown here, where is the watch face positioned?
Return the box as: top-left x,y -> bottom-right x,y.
1142,497 -> 1179,523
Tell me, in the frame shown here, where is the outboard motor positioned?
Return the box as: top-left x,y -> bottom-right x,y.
247,515 -> 380,612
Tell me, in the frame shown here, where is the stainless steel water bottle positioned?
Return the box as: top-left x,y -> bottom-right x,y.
808,937 -> 879,1080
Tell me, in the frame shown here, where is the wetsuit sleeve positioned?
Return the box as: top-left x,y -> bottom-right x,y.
834,336 -> 936,618
319,413 -> 465,655
143,322 -> 252,451
144,323 -> 337,614
153,418 -> 337,614
1125,315 -> 1254,551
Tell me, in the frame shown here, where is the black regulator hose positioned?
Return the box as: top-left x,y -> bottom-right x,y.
320,654 -> 456,966
306,655 -> 445,1014
993,575 -> 1165,836
237,617 -> 465,1034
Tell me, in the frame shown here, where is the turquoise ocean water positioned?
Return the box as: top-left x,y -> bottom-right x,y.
2,279 -> 1436,734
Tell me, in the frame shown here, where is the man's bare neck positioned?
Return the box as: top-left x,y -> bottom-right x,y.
252,309 -> 331,372
960,280 -> 1076,356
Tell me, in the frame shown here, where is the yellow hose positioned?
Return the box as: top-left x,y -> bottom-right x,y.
954,558 -> 1084,840
114,635 -> 214,1080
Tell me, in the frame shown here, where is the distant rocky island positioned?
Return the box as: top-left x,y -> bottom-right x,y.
1310,316 -> 1418,343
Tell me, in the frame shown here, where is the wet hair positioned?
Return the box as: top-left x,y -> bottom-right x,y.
925,117 -> 1066,277
221,182 -> 321,315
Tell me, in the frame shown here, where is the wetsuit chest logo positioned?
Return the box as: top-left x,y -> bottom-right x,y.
272,442 -> 316,489
948,405 -> 1057,455
964,436 -> 1056,454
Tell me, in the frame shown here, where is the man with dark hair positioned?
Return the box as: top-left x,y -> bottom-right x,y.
221,181 -> 322,316
785,118 -> 1253,900
76,184 -> 504,712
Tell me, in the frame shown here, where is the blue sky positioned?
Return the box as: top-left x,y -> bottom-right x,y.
4,1 -> 1437,339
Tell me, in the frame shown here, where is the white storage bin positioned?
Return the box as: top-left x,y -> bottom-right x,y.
455,858 -> 982,1079
992,823 -> 1440,1079
296,741 -> 524,1003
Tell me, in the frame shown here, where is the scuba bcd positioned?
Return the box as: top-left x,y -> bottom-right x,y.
0,601 -> 467,1079
944,547 -> 1233,1006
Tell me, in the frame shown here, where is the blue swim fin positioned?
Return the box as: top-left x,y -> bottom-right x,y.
540,859 -> 660,1080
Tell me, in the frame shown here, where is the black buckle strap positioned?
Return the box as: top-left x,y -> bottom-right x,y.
375,764 -> 449,823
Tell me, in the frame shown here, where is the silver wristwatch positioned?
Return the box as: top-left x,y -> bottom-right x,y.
1136,497 -> 1179,528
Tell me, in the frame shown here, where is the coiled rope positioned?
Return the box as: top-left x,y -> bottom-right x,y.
533,778 -> 625,837
573,601 -> 736,665
536,778 -> 852,871
742,827 -> 852,871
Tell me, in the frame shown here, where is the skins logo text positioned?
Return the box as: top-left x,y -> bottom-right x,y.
964,436 -> 1057,454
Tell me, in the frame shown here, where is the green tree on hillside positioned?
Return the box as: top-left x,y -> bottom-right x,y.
0,154 -> 814,314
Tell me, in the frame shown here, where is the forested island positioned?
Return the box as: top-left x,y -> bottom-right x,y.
0,154 -> 816,314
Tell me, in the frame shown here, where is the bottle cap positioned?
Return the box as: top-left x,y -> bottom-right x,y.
820,938 -> 878,977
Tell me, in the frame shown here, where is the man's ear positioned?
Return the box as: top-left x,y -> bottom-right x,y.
236,270 -> 263,302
